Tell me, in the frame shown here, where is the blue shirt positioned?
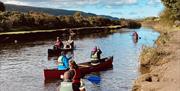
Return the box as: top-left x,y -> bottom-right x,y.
58,55 -> 71,70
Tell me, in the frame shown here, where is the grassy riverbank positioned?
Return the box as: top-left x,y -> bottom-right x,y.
132,20 -> 180,91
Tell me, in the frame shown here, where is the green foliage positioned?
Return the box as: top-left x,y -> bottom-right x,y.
0,11 -> 141,32
160,0 -> 180,25
0,11 -> 115,31
0,12 -> 12,31
5,4 -> 119,20
142,17 -> 159,21
119,19 -> 141,28
0,1 -> 5,12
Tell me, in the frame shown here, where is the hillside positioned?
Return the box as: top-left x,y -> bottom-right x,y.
5,4 -> 119,20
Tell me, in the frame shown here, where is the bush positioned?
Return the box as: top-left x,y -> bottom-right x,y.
0,1 -> 5,12
160,0 -> 180,25
0,11 -> 141,32
0,12 -> 12,32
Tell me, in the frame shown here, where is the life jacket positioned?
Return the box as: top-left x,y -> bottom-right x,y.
91,52 -> 98,61
72,69 -> 81,84
57,55 -> 69,70
55,40 -> 63,48
59,82 -> 73,91
55,40 -> 60,45
58,56 -> 64,66
64,44 -> 72,49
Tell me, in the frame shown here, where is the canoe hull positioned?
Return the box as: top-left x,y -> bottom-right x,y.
48,41 -> 74,56
44,56 -> 113,80
48,48 -> 73,56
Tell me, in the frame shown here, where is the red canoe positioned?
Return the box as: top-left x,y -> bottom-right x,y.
44,56 -> 113,80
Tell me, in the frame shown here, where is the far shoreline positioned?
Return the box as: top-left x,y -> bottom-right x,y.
0,25 -> 126,43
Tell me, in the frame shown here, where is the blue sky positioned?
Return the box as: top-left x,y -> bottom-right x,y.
1,0 -> 164,19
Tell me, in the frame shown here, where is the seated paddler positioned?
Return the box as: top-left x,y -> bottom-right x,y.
59,60 -> 84,91
57,51 -> 72,70
90,46 -> 102,65
54,37 -> 63,50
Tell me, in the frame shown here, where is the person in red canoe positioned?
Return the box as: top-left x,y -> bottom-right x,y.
59,60 -> 82,91
59,71 -> 74,91
69,60 -> 81,91
54,37 -> 63,50
57,51 -> 72,70
90,46 -> 102,65
132,31 -> 139,40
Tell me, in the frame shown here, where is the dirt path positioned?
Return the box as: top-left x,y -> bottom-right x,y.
133,30 -> 180,91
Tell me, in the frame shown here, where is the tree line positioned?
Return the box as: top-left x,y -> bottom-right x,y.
160,0 -> 180,26
0,1 -> 141,32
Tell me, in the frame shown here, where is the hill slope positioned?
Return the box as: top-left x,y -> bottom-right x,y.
5,4 -> 119,20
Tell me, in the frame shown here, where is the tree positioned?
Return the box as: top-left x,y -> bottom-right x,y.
73,12 -> 81,17
0,16 -> 12,32
161,0 -> 180,22
0,1 -> 5,12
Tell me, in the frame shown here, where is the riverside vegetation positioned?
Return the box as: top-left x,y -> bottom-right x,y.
133,0 -> 180,91
0,1 -> 141,33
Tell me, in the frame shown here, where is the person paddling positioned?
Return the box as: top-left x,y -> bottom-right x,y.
59,71 -> 74,91
59,60 -> 82,91
57,51 -> 72,70
64,36 -> 74,49
90,46 -> 102,65
69,60 -> 81,91
54,37 -> 63,50
132,31 -> 138,40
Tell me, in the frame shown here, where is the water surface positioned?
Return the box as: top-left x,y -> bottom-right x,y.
0,27 -> 159,91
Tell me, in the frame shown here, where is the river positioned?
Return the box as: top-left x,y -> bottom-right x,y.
0,27 -> 159,91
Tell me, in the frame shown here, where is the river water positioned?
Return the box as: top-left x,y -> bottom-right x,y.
0,27 -> 159,91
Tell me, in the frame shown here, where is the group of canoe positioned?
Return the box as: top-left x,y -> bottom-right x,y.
45,37 -> 113,91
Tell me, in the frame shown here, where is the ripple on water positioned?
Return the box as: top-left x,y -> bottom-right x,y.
0,28 -> 160,91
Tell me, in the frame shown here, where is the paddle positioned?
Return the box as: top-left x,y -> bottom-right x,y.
85,75 -> 101,84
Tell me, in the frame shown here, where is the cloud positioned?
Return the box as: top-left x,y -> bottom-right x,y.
1,0 -> 138,8
128,12 -> 137,15
147,0 -> 162,7
0,0 -> 164,19
2,0 -> 29,5
111,12 -> 123,15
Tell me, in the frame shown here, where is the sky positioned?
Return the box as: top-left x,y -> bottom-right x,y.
1,0 -> 164,19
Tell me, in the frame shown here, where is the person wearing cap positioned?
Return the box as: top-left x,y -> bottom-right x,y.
54,37 -> 63,50
57,51 -> 72,70
90,46 -> 102,65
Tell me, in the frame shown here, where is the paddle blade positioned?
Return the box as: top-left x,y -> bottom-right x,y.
86,75 -> 101,84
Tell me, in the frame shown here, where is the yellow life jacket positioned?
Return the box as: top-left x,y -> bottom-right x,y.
91,52 -> 98,60
59,82 -> 73,91
58,56 -> 63,66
